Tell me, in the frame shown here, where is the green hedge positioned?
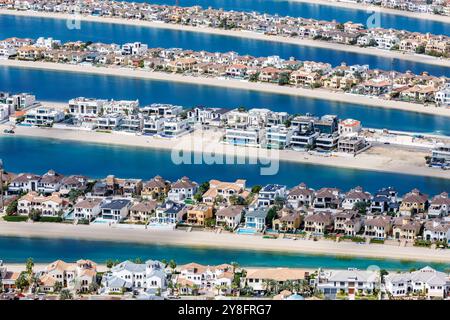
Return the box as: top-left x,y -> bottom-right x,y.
351,236 -> 366,243
370,238 -> 385,244
414,240 -> 432,247
39,216 -> 63,223
3,215 -> 28,222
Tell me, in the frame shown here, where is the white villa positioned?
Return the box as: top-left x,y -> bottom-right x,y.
384,267 -> 450,299
101,260 -> 167,294
317,269 -> 380,297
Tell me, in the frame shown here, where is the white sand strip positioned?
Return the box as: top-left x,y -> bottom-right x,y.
0,221 -> 449,263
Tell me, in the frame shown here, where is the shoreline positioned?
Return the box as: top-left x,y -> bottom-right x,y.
1,59 -> 450,118
1,123 -> 450,181
0,9 -> 449,68
288,0 -> 450,24
0,222 -> 449,264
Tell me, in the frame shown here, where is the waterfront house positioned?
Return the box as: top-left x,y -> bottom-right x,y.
313,188 -> 341,210
73,198 -> 104,221
287,183 -> 315,209
186,204 -> 213,226
119,114 -> 144,132
428,192 -> 450,218
38,259 -> 97,293
333,211 -> 362,236
423,220 -> 450,243
141,103 -> 183,118
0,260 -> 20,292
103,99 -> 139,115
7,173 -> 41,194
96,113 -> 123,130
337,136 -> 370,156
304,211 -> 333,235
91,181 -> 109,197
315,133 -> 340,151
399,189 -> 428,216
202,179 -> 247,205
392,217 -> 422,242
430,144 -> 450,166
243,207 -> 268,232
225,125 -> 263,147
317,269 -> 380,297
59,175 -> 89,195
364,215 -> 392,239
370,187 -> 399,214
289,70 -> 321,88
435,84 -> 450,107
68,97 -> 106,118
154,201 -> 186,225
129,200 -> 158,222
264,125 -> 294,149
290,129 -> 319,151
257,184 -> 287,207
142,116 -> 165,135
175,263 -> 234,295
101,260 -> 167,294
215,205 -> 245,230
37,169 -> 64,194
141,176 -> 169,200
341,187 -> 372,211
103,175 -> 143,197
17,191 -> 67,217
187,107 -> 229,126
242,268 -> 309,295
17,45 -> 45,60
23,107 -> 64,126
99,198 -> 132,222
0,92 -> 37,111
338,119 -> 362,137
272,208 -> 302,232
167,176 -> 198,203
384,267 -> 450,299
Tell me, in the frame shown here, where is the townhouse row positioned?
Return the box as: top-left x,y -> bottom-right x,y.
1,37 -> 449,106
3,169 -> 449,242
2,259 -> 449,299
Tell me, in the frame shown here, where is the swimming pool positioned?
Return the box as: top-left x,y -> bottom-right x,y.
236,228 -> 258,235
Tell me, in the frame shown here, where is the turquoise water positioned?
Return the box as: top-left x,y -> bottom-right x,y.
132,0 -> 450,36
0,236 -> 447,271
1,66 -> 449,135
0,135 -> 449,195
0,14 -> 448,76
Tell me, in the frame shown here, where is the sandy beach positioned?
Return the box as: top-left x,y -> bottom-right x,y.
0,9 -> 449,68
1,59 -> 449,118
289,0 -> 450,24
1,121 -> 449,181
0,221 -> 449,263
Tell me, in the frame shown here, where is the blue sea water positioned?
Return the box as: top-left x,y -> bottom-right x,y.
0,14 -> 448,77
0,236 -> 447,271
0,135 -> 449,195
1,66 -> 449,135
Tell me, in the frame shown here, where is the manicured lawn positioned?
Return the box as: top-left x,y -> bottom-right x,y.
39,217 -> 63,223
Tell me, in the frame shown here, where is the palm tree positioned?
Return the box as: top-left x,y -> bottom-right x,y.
168,259 -> 177,273
59,289 -> 73,300
230,261 -> 239,273
25,258 -> 34,282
